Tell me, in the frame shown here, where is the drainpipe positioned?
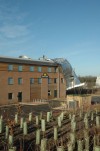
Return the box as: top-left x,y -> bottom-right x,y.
58,67 -> 60,99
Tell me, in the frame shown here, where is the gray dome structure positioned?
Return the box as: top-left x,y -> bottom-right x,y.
53,58 -> 84,90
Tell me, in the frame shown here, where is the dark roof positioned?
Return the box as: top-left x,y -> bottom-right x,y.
0,56 -> 58,67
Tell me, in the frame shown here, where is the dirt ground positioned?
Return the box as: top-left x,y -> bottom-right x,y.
0,104 -> 51,120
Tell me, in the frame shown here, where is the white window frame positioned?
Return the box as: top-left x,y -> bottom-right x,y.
18,66 -> 23,72
30,66 -> 34,72
38,67 -> 42,72
8,77 -> 14,85
8,65 -> 13,71
18,78 -> 23,84
48,78 -> 51,84
38,78 -> 42,84
30,78 -> 34,84
48,67 -> 51,72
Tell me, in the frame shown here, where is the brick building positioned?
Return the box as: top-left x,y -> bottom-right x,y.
0,56 -> 67,105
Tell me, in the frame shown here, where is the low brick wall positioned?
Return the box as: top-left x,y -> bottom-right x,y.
66,95 -> 91,108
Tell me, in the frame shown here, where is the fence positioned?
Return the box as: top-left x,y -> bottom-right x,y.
0,104 -> 100,151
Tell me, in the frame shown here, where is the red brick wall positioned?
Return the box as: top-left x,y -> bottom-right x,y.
41,78 -> 48,99
0,63 -> 66,105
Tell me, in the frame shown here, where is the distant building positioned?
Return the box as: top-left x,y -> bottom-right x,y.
96,76 -> 100,87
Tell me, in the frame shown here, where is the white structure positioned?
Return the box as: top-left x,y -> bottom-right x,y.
53,58 -> 85,90
96,76 -> 100,87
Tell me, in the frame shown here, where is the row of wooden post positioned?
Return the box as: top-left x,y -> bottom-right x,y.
0,108 -> 100,151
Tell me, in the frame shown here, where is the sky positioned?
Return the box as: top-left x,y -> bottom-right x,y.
0,0 -> 100,76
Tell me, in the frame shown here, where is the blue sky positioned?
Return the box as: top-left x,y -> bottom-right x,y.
0,0 -> 100,76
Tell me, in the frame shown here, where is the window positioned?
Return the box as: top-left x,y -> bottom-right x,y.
18,78 -> 23,84
18,92 -> 22,102
48,78 -> 51,84
38,67 -> 42,72
38,78 -> 42,84
54,78 -> 57,83
48,67 -> 51,72
61,78 -> 64,83
30,66 -> 34,72
8,93 -> 13,100
30,78 -> 34,84
48,90 -> 51,96
8,77 -> 14,85
8,65 -> 13,71
54,67 -> 58,72
54,90 -> 57,97
18,66 -> 23,72
69,101 -> 76,109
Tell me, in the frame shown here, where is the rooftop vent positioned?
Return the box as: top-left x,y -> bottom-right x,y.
19,55 -> 31,60
39,55 -> 52,61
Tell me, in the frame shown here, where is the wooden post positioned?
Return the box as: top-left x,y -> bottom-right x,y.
5,125 -> 9,139
23,121 -> 28,135
77,140 -> 83,151
20,117 -> 24,129
67,142 -> 73,151
58,116 -> 61,127
57,146 -> 64,151
93,146 -> 100,151
36,116 -> 39,125
54,126 -> 58,141
9,135 -> 13,148
29,112 -> 32,122
41,119 -> 46,132
47,112 -> 50,122
0,118 -> 3,133
40,138 -> 47,151
15,113 -> 18,124
96,116 -> 100,128
85,137 -> 89,150
36,129 -> 40,145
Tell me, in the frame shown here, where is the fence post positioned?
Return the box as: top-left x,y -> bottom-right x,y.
93,146 -> 100,151
8,135 -> 13,148
15,113 -> 18,124
29,112 -> 32,122
84,130 -> 89,138
84,118 -> 89,129
96,116 -> 100,128
47,112 -> 50,122
77,140 -> 83,151
67,142 -> 73,151
71,121 -> 76,132
54,126 -> 58,141
36,116 -> 39,125
91,112 -> 94,121
40,138 -> 47,151
41,119 -> 46,132
5,125 -> 9,139
70,132 -> 75,147
85,137 -> 89,150
57,146 -> 64,151
9,147 -> 16,151
0,117 -> 3,133
40,112 -> 43,120
36,129 -> 40,145
23,121 -> 28,135
60,112 -> 64,121
58,116 -> 61,127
